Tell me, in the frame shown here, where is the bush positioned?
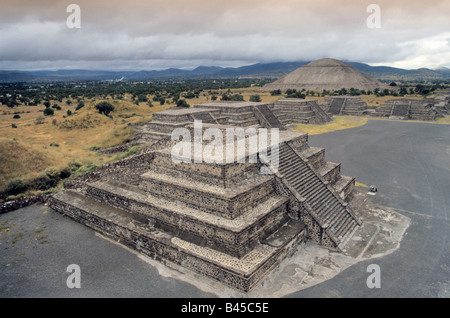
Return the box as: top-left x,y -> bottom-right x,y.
75,101 -> 85,111
5,178 -> 27,195
33,173 -> 57,190
67,109 -> 72,116
13,114 -> 20,119
230,94 -> 244,101
68,161 -> 82,171
43,107 -> 54,116
95,101 -> 115,116
59,167 -> 72,179
270,89 -> 282,96
11,123 -> 17,128
249,95 -> 261,102
45,167 -> 61,180
176,99 -> 190,107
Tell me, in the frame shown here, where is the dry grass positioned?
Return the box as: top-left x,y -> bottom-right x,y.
0,98 -> 172,190
292,116 -> 369,135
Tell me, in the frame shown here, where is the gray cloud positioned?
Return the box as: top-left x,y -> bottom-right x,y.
0,0 -> 449,70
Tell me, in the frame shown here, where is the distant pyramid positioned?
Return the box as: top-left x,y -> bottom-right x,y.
263,58 -> 386,91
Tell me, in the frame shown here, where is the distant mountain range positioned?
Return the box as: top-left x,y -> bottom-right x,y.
0,61 -> 449,83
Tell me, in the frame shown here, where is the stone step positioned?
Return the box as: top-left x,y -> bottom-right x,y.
140,170 -> 277,219
276,143 -> 358,247
82,182 -> 291,258
48,190 -> 302,292
333,175 -> 355,201
260,219 -> 306,248
317,162 -> 341,184
301,147 -> 325,169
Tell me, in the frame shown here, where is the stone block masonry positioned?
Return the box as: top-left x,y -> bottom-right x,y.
48,103 -> 360,292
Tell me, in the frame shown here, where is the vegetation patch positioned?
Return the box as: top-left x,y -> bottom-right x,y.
293,116 -> 369,135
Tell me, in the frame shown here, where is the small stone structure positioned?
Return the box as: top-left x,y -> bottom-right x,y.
372,99 -> 444,121
433,93 -> 450,116
320,96 -> 369,116
48,101 -> 360,292
271,99 -> 332,125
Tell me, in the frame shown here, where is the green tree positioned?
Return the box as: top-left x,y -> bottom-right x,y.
249,95 -> 261,102
76,101 -> 85,110
230,94 -> 244,101
43,107 -> 54,116
176,99 -> 190,108
95,101 -> 115,116
270,89 -> 282,96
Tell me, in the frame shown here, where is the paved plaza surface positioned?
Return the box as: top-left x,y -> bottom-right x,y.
0,119 -> 448,298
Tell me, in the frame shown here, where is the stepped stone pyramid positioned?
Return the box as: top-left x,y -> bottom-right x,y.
263,58 -> 386,91
373,99 -> 443,121
48,102 -> 360,292
320,97 -> 369,116
270,99 -> 332,125
433,93 -> 450,115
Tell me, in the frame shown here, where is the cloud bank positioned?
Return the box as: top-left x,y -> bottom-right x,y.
0,0 -> 449,70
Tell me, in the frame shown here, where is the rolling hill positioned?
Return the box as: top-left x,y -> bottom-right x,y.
0,61 -> 448,83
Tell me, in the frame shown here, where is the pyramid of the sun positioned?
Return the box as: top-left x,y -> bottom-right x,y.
263,58 -> 386,91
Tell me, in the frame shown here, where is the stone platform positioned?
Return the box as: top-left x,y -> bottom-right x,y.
48,104 -> 361,292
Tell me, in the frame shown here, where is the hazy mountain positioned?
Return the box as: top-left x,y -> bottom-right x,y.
0,61 -> 448,83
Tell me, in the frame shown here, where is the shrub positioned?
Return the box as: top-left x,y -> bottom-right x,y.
249,95 -> 261,102
67,109 -> 72,116
5,178 -> 27,195
75,101 -> 85,111
43,107 -> 54,116
95,101 -> 115,116
176,99 -> 190,108
59,167 -> 72,179
68,161 -> 82,171
230,94 -> 244,101
45,167 -> 61,180
13,114 -> 20,119
270,89 -> 282,96
33,173 -> 57,190
49,142 -> 59,147
11,123 -> 17,128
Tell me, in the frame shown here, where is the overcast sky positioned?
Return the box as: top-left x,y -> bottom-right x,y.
0,0 -> 449,71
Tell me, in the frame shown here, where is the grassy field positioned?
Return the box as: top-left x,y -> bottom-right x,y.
292,116 -> 370,135
0,97 -> 172,197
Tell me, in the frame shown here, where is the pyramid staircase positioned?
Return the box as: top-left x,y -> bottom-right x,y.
373,99 -> 442,121
270,99 -> 332,125
252,104 -> 286,129
321,97 -> 368,116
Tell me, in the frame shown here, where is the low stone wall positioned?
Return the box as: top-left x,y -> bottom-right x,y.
64,152 -> 155,190
0,194 -> 49,214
